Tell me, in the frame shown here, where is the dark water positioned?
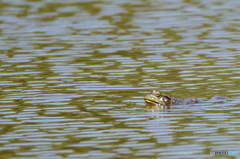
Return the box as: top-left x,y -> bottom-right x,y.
0,0 -> 240,158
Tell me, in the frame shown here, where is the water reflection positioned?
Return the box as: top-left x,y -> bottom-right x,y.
1,0 -> 240,158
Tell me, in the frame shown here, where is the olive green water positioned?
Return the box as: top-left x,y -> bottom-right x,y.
0,0 -> 240,158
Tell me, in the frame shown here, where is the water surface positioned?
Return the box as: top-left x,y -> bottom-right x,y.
0,0 -> 240,158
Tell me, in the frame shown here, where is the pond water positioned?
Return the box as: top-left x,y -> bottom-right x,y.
0,0 -> 240,158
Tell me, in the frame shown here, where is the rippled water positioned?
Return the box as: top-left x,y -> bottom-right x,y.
1,0 -> 240,158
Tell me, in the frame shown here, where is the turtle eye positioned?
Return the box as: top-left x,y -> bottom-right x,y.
154,91 -> 161,97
